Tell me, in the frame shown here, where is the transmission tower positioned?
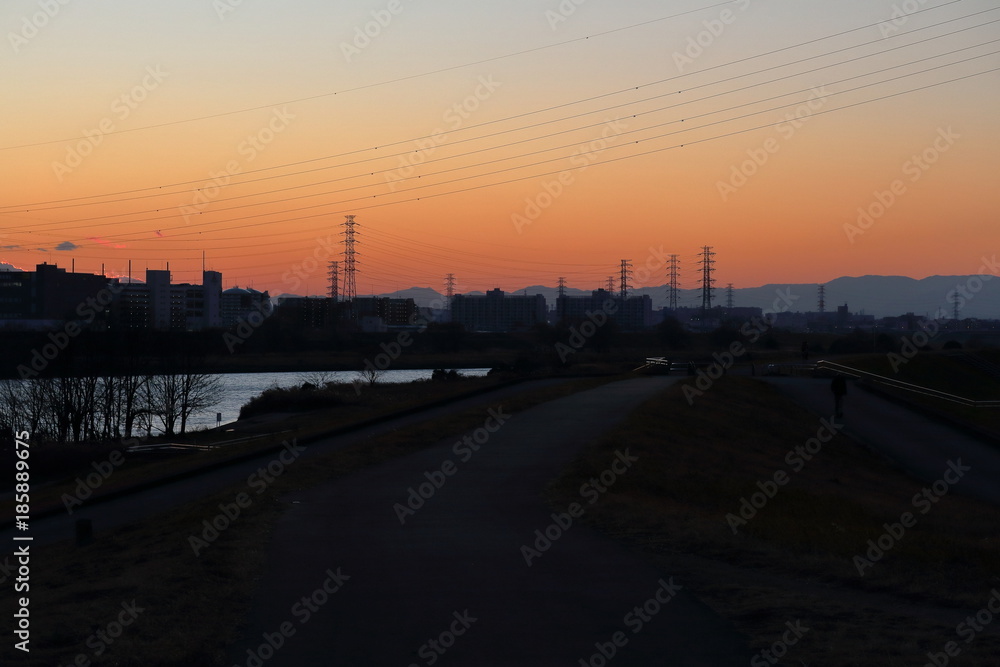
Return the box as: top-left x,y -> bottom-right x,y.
328,261 -> 339,301
667,254 -> 680,310
606,276 -> 615,295
619,259 -> 633,300
444,273 -> 456,308
556,277 -> 567,321
341,215 -> 359,317
726,283 -> 734,309
698,245 -> 716,315
818,284 -> 826,314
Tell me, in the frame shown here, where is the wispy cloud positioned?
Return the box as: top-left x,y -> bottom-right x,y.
86,236 -> 127,249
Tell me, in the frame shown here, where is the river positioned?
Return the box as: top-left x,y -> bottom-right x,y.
190,368 -> 491,430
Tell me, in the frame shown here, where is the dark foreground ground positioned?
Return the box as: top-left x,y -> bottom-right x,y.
229,376 -> 753,666
5,365 -> 1000,665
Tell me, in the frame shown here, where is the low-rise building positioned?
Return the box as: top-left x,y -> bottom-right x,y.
557,289 -> 654,330
450,288 -> 547,332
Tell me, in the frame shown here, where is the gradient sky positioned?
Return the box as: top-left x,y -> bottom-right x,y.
2,0 -> 998,297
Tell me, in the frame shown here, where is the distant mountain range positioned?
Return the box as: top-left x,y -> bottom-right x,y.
4,263 -> 989,318
339,275 -> 1000,320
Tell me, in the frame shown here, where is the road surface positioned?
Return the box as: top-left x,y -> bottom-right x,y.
765,376 -> 1000,506
229,376 -> 752,666
0,379 -> 569,547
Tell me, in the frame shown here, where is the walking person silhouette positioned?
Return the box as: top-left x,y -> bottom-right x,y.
831,374 -> 847,419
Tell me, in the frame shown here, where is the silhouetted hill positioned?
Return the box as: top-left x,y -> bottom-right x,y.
731,275 -> 999,319
371,274 -> 1000,319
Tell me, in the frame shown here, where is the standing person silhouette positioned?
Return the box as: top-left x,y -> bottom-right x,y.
831,374 -> 847,419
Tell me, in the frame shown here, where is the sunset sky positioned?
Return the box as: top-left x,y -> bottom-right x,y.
2,0 -> 998,297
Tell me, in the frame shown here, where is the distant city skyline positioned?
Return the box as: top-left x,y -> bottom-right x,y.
7,260 -> 999,337
7,257 -> 1000,320
2,1 -> 998,297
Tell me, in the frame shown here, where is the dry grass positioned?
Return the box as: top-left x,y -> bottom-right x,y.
548,376 -> 1000,666
20,375 -> 618,666
6,376 -> 518,517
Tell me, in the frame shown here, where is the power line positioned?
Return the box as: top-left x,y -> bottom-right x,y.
6,59 -> 996,268
4,3 -> 991,212
91,62 -> 1000,243
11,31 -> 1000,243
12,36 -> 994,246
0,1 -> 743,152
1,4 -> 993,290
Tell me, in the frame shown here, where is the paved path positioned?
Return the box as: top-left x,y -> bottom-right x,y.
764,376 -> 1000,506
229,376 -> 752,666
0,379 -> 568,548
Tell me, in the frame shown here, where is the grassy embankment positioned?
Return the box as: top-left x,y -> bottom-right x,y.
548,374 -> 1000,666
6,375 -> 518,516
18,374 -> 618,666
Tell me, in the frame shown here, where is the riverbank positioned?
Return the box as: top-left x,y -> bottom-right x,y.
14,374 -> 623,665
1,374 -> 511,515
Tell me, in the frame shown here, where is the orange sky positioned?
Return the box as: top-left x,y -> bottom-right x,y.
2,0 -> 999,296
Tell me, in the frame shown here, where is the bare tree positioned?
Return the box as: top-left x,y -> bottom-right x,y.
76,374 -> 100,442
149,374 -> 182,437
358,366 -> 382,386
302,371 -> 334,388
1,369 -> 221,443
120,373 -> 149,438
177,372 -> 222,435
0,380 -> 23,440
25,379 -> 56,441
134,375 -> 157,438
93,373 -> 144,441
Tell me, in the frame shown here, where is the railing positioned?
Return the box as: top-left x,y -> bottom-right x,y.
815,360 -> 1000,408
126,429 -> 296,453
634,357 -> 672,372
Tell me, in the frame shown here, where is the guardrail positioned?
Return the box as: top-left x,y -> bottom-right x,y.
816,360 -> 1000,408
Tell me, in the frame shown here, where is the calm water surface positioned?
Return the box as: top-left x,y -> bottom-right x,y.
192,368 -> 490,430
